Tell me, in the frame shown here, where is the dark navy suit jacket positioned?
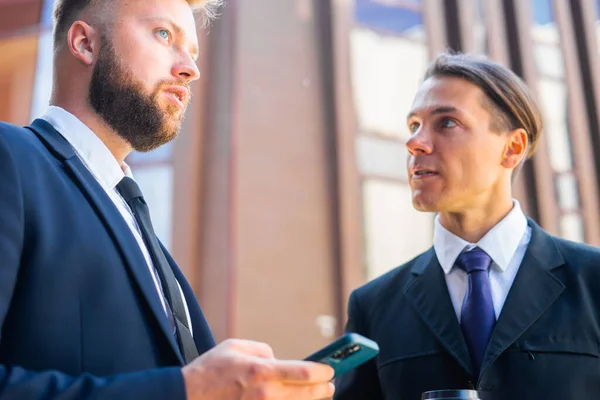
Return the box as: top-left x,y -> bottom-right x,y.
0,119 -> 215,399
335,220 -> 600,400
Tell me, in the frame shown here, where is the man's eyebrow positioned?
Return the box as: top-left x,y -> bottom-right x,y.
407,106 -> 461,120
143,16 -> 199,61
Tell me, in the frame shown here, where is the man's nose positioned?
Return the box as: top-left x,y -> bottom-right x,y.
172,55 -> 200,83
406,127 -> 433,155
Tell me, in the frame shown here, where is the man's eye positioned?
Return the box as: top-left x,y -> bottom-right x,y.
409,122 -> 420,133
156,29 -> 170,41
440,119 -> 457,129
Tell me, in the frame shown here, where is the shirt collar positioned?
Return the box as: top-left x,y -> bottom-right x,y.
41,106 -> 133,189
433,200 -> 528,274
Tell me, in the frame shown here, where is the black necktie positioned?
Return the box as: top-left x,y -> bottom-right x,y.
116,177 -> 198,364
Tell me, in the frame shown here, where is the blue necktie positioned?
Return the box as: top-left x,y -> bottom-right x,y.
455,247 -> 495,376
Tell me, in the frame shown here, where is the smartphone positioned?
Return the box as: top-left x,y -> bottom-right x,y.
304,333 -> 379,378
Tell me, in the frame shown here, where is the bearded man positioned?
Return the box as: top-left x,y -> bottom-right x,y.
0,1 -> 335,399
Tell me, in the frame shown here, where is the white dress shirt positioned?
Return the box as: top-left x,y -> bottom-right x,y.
41,106 -> 192,334
433,200 -> 532,321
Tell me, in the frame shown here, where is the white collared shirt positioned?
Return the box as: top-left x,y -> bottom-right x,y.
41,106 -> 192,334
433,200 -> 532,321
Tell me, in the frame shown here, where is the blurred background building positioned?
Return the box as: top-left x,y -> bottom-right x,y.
1,0 -> 600,359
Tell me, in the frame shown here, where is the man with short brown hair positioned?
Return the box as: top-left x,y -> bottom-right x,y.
334,52 -> 600,400
0,1 -> 335,399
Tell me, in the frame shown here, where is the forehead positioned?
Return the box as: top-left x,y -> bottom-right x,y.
410,76 -> 487,115
112,0 -> 198,40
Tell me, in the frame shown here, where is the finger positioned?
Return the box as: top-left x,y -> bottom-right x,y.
281,382 -> 336,400
264,359 -> 335,383
221,338 -> 275,359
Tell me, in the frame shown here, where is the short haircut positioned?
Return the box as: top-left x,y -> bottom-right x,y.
52,0 -> 223,49
424,52 -> 542,179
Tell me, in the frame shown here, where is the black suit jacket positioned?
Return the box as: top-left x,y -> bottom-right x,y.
334,219 -> 600,400
0,119 -> 215,399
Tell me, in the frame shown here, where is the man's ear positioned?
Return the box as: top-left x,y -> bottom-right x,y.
67,21 -> 100,66
501,128 -> 528,169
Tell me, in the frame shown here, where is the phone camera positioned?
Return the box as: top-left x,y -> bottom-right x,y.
331,344 -> 362,360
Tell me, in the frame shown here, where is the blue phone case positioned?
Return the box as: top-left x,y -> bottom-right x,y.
304,333 -> 379,378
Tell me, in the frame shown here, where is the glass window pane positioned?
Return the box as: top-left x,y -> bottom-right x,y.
355,0 -> 424,36
362,179 -> 433,280
560,213 -> 585,243
356,135 -> 408,180
351,31 -> 427,139
537,79 -> 573,172
353,1 -> 434,281
473,0 -> 488,54
594,0 -> 600,53
531,0 -> 563,79
532,0 -> 555,26
133,165 -> 174,250
555,172 -> 580,212
532,43 -> 565,78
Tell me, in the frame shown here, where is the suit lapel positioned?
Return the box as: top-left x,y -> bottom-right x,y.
479,219 -> 565,378
405,248 -> 474,376
28,119 -> 185,365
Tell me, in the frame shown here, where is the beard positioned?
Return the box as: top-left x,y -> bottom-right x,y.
89,34 -> 190,152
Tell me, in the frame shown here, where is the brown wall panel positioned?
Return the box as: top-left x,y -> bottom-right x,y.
485,0 -> 510,65
330,0 -> 365,324
0,35 -> 37,125
194,7 -> 238,342
424,0 -> 448,57
0,0 -> 41,38
172,23 -> 214,291
232,0 -> 338,358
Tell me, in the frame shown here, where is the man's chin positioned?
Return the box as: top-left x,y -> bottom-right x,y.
160,111 -> 184,137
157,129 -> 179,147
411,192 -> 441,212
129,130 -> 179,153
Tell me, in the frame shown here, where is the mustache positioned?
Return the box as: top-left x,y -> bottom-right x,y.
156,79 -> 191,96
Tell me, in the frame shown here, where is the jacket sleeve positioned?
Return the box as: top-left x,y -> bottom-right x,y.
0,131 -> 187,400
333,290 -> 384,400
0,366 -> 186,400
